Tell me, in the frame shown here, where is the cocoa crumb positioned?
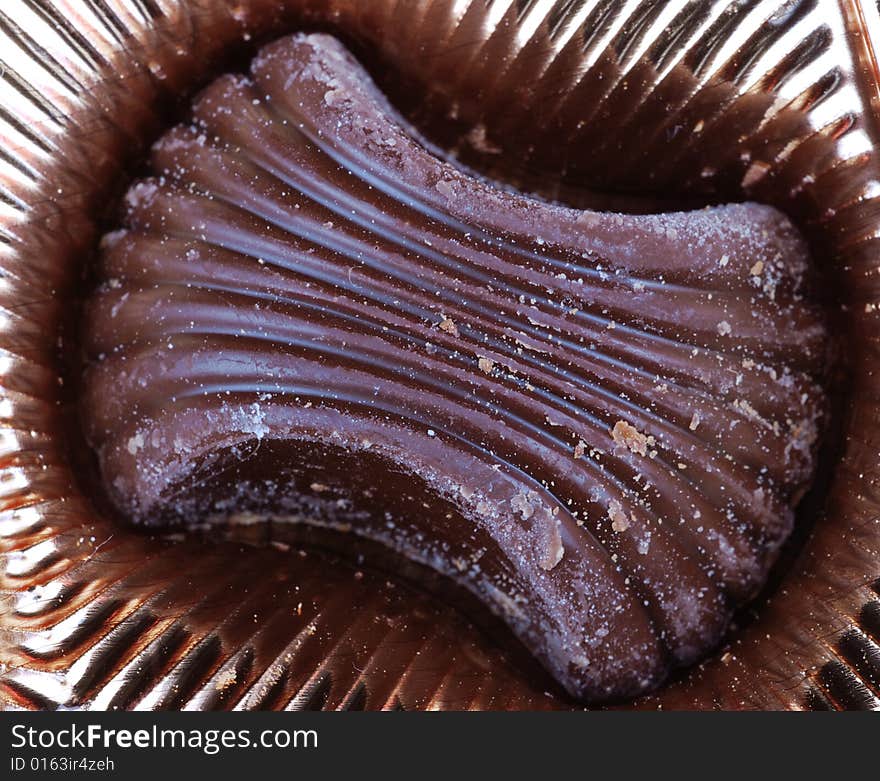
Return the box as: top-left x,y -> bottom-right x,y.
439,316 -> 459,337
511,490 -> 536,521
611,420 -> 648,456
538,511 -> 564,570
607,499 -> 631,532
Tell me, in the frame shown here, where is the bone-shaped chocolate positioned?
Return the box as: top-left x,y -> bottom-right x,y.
82,34 -> 828,701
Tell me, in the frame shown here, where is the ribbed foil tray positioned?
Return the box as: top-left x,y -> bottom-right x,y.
1,0 -> 879,710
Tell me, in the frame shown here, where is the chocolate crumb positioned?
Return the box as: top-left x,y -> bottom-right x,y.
478,356 -> 495,374
611,420 -> 649,456
608,500 -> 631,533
439,316 -> 459,337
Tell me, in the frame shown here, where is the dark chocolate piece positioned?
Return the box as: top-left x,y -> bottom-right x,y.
81,33 -> 828,701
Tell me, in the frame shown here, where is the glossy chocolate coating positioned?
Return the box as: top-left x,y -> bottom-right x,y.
81,34 -> 828,701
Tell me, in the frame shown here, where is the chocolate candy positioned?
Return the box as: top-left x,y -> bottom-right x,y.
81,34 -> 828,701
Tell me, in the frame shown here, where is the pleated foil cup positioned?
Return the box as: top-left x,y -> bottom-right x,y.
1,0 -> 879,710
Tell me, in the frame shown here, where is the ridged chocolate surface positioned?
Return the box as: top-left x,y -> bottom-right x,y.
81,34 -> 828,701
